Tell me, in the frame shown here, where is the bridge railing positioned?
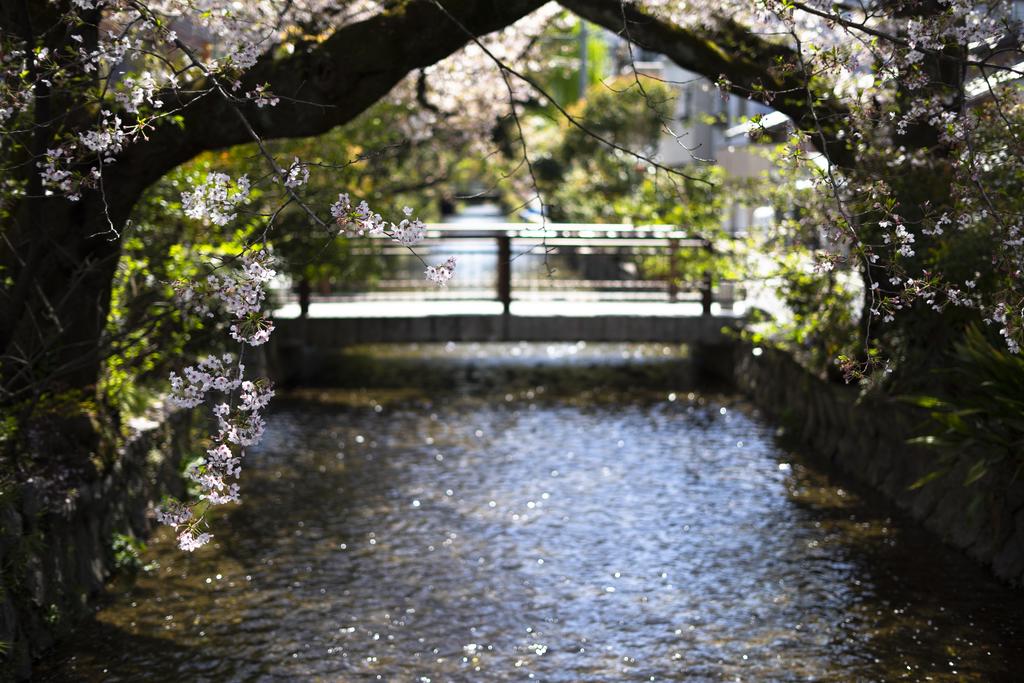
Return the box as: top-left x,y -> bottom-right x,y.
290,223 -> 731,315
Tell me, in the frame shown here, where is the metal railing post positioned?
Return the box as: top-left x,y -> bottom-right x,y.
701,239 -> 714,316
497,233 -> 512,315
298,276 -> 311,319
667,237 -> 679,303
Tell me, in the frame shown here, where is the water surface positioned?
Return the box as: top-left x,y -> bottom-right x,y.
42,383 -> 1024,681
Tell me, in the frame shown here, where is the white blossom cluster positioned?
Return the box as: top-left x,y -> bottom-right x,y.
246,83 -> 280,108
38,147 -> 79,199
4,0 -> 349,202
155,498 -> 193,527
34,111 -> 126,200
168,353 -> 241,409
330,194 -> 427,248
162,350 -> 275,549
213,384 -> 271,446
78,111 -> 127,159
392,209 -> 427,247
330,193 -> 384,236
209,253 -> 276,318
880,221 -> 916,259
172,251 -> 278,347
991,304 -> 1021,354
115,71 -> 161,114
181,172 -> 252,226
282,158 -> 309,188
177,529 -> 214,551
155,499 -> 212,551
425,256 -> 457,286
161,251 -> 278,551
388,6 -> 560,147
9,26 -> 154,198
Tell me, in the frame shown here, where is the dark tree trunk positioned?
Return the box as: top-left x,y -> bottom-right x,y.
1,192 -> 134,399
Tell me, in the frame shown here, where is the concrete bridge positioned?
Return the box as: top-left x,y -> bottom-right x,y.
275,305 -> 739,346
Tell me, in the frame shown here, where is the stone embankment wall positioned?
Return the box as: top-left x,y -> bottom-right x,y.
729,342 -> 1024,585
0,411 -> 191,681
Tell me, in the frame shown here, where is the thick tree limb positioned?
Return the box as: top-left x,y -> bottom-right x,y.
113,0 -> 546,201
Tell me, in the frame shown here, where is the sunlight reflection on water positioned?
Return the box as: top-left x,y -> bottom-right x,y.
42,374 -> 1024,681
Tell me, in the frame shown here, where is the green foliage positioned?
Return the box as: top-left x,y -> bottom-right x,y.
0,412 -> 16,452
530,17 -> 610,108
101,233 -> 201,416
905,325 -> 1024,489
111,533 -> 149,574
558,77 -> 673,164
770,251 -> 860,373
504,75 -> 727,230
730,142 -> 864,379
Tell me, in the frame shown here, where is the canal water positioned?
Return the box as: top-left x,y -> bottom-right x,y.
41,345 -> 1024,681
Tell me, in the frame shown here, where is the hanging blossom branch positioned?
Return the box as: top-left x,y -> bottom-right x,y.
136,37 -> 455,550
153,155 -> 459,551
160,257 -> 275,550
328,192 -> 456,284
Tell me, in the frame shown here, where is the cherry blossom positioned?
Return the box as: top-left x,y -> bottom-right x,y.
391,215 -> 427,247
425,257 -> 457,286
282,158 -> 309,189
181,172 -> 252,226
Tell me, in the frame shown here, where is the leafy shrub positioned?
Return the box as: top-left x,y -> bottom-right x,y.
906,325 -> 1024,489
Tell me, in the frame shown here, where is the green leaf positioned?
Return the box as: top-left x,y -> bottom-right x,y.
909,468 -> 951,490
901,395 -> 950,410
963,460 -> 989,487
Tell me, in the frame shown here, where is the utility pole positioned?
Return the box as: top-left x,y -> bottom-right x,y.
579,20 -> 588,100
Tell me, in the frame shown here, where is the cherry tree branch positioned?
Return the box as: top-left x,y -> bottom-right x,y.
559,0 -> 857,168
112,0 -> 548,202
